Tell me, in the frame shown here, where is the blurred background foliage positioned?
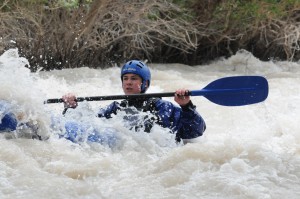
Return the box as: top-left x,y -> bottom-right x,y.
1,0 -> 299,71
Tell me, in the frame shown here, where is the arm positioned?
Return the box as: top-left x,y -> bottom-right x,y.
174,89 -> 206,140
154,90 -> 206,141
175,100 -> 206,140
62,93 -> 121,118
155,99 -> 205,139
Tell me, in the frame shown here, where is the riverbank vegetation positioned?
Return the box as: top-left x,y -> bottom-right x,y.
0,0 -> 299,71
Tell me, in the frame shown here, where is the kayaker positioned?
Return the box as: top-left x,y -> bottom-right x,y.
62,60 -> 206,142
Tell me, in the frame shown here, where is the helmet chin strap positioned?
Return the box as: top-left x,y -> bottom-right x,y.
141,80 -> 149,93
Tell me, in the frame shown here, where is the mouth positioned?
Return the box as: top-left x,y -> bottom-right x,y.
124,87 -> 134,94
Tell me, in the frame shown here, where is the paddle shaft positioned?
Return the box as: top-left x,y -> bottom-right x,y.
46,92 -> 180,104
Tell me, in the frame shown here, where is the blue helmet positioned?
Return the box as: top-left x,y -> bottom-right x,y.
121,60 -> 151,93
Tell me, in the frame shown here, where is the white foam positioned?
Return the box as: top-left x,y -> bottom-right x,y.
1,49 -> 299,199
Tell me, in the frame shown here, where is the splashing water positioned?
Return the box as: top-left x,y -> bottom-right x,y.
0,49 -> 299,199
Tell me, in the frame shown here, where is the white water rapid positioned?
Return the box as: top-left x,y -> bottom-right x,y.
0,49 -> 299,199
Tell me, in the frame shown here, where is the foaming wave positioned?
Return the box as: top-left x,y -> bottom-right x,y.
0,49 -> 50,138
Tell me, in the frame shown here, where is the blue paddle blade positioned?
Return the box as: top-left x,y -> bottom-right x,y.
190,76 -> 269,106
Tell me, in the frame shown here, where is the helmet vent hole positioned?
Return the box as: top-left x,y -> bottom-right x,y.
137,64 -> 143,68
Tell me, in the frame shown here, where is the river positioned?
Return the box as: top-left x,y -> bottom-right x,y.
0,49 -> 299,199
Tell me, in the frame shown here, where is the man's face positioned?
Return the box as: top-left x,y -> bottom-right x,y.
122,74 -> 143,94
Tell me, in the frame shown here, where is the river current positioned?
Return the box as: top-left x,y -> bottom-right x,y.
0,49 -> 299,199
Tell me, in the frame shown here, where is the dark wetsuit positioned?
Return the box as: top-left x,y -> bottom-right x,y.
98,98 -> 206,141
